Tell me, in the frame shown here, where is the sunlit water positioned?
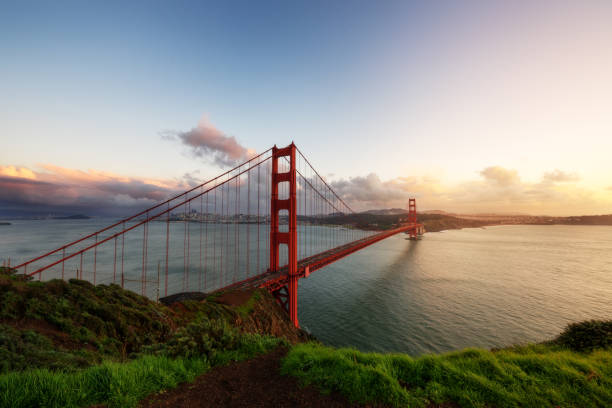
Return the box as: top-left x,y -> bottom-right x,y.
1,221 -> 611,355
299,225 -> 612,355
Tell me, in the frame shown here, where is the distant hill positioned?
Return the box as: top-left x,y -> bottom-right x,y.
420,210 -> 454,215
52,214 -> 91,220
302,211 -> 612,232
360,208 -> 408,215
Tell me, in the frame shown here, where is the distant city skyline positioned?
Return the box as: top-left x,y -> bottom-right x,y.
1,1 -> 611,216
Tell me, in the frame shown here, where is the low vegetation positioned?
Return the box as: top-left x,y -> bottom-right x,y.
0,266 -> 177,372
2,266 -> 611,407
0,266 -> 297,374
0,266 -> 295,407
1,334 -> 284,408
282,320 -> 612,407
554,320 -> 612,352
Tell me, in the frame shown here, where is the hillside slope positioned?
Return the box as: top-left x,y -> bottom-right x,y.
0,266 -> 305,374
1,266 -> 611,408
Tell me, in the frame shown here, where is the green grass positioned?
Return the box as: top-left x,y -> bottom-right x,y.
234,290 -> 262,318
0,266 -> 294,407
0,334 -> 286,408
282,341 -> 612,408
0,265 -> 277,373
0,268 -> 178,370
4,266 -> 611,407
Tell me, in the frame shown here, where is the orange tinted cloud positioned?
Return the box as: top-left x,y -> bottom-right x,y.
331,166 -> 612,216
0,164 -> 189,216
479,167 -> 520,187
38,164 -> 177,189
0,166 -> 37,180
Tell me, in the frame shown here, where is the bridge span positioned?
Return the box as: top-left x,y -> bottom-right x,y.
10,143 -> 423,327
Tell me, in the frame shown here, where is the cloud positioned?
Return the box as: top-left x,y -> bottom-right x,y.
182,170 -> 202,188
1,160 -> 607,218
328,166 -> 610,216
438,166 -> 597,214
330,173 -> 412,210
162,115 -> 256,167
0,165 -> 36,179
0,165 -> 185,217
479,166 -> 519,186
329,174 -> 446,211
542,169 -> 580,183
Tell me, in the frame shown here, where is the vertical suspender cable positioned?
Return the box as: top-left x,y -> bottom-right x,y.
257,162 -> 260,274
247,164 -> 250,277
165,203 -> 170,296
204,192 -> 208,290
199,188 -> 203,291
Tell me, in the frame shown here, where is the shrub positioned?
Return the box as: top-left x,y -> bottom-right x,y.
0,267 -> 31,282
143,316 -> 238,359
555,320 -> 612,352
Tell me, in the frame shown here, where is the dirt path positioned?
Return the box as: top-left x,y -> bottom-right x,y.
139,347 -> 374,408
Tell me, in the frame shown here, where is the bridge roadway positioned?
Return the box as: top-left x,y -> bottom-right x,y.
224,223 -> 423,293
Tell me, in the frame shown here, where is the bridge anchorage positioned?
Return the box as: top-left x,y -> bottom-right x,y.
11,143 -> 423,328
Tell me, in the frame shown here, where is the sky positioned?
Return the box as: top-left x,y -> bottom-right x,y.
1,0 -> 611,216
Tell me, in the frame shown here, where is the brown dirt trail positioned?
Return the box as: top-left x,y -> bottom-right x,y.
139,347 -> 377,408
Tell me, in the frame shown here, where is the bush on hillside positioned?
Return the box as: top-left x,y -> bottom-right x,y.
0,324 -> 92,372
0,266 -> 31,282
554,319 -> 612,352
142,316 -> 238,359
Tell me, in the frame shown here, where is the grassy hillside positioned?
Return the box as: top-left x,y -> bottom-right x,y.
282,321 -> 612,407
1,335 -> 285,408
0,266 -> 301,407
1,266 -> 611,407
0,266 -> 305,373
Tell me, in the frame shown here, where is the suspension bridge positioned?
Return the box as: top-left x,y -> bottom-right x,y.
8,143 -> 423,327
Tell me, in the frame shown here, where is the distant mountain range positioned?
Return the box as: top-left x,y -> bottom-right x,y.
362,208 -> 460,216
363,208 -> 535,217
360,208 -> 408,215
0,214 -> 92,220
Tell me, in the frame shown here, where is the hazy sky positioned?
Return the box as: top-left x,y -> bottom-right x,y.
1,0 -> 611,216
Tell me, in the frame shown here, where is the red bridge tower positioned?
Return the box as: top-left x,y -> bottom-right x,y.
269,143 -> 299,327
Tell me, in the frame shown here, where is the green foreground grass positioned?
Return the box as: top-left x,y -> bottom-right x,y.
2,266 -> 611,408
0,334 -> 284,408
4,332 -> 611,408
282,341 -> 612,408
0,266 -> 292,408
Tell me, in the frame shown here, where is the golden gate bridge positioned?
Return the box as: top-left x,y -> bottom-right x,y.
10,143 -> 423,327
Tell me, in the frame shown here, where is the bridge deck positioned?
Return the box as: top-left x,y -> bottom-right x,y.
224,223 -> 423,292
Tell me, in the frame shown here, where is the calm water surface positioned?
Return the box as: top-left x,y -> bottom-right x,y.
299,225 -> 612,355
2,222 -> 611,355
